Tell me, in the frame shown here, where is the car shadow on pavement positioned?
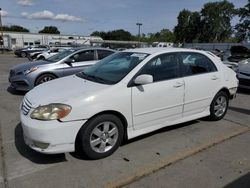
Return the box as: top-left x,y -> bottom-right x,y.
224,172 -> 250,188
7,87 -> 27,96
15,123 -> 67,164
228,106 -> 250,115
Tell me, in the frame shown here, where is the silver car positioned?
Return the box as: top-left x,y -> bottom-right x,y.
9,47 -> 115,91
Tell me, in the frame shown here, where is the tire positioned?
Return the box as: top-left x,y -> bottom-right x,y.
38,56 -> 45,60
35,74 -> 57,86
78,114 -> 124,159
209,91 -> 229,121
21,52 -> 27,58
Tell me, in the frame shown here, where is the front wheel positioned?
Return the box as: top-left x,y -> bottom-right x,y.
35,74 -> 57,86
209,91 -> 229,121
78,114 -> 124,159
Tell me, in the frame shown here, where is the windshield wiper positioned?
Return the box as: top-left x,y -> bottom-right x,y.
79,72 -> 114,84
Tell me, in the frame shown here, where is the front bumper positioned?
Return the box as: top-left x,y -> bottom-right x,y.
9,74 -> 33,91
21,111 -> 87,154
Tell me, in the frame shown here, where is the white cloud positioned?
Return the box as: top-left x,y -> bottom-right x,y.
54,14 -> 82,22
18,0 -> 34,6
21,10 -> 83,22
0,10 -> 8,17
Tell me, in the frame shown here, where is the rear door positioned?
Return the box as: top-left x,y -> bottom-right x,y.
179,52 -> 221,117
96,49 -> 114,60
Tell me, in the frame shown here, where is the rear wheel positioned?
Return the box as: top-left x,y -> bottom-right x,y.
78,114 -> 124,159
209,91 -> 229,121
35,74 -> 57,86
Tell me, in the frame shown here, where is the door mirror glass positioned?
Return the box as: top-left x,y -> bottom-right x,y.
134,74 -> 153,85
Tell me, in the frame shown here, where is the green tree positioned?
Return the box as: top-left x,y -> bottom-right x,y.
174,10 -> 200,43
235,0 -> 250,42
145,29 -> 175,43
2,25 -> 29,32
39,26 -> 60,34
199,0 -> 235,42
91,29 -> 134,41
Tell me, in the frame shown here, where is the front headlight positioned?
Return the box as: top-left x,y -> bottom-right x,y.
30,103 -> 71,121
24,67 -> 38,75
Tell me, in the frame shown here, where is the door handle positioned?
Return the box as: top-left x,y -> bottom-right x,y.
173,82 -> 184,88
211,75 -> 219,80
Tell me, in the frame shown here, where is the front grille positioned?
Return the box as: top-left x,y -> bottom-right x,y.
21,97 -> 32,115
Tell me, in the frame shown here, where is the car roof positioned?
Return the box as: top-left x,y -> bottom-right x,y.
73,47 -> 116,52
124,47 -> 204,55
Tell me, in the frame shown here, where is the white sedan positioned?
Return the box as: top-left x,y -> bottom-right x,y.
20,48 -> 238,159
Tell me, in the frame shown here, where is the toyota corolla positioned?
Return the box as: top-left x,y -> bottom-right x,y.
20,48 -> 238,159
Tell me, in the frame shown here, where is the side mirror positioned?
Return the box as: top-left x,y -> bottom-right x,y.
64,59 -> 75,66
134,74 -> 153,85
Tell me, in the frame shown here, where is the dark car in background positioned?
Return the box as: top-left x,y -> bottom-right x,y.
14,45 -> 49,58
9,47 -> 116,91
237,58 -> 250,89
227,45 -> 250,62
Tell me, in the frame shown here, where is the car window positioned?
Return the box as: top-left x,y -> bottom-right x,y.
71,50 -> 95,62
77,52 -> 149,84
139,53 -> 180,82
97,50 -> 114,60
180,52 -> 217,76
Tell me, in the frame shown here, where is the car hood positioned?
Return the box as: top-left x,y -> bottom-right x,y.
25,75 -> 110,107
12,60 -> 53,71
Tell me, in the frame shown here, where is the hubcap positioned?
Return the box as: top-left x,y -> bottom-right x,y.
90,121 -> 118,153
214,96 -> 227,117
40,76 -> 54,84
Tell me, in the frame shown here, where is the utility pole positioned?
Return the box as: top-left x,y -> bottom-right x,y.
0,8 -> 4,53
136,23 -> 142,47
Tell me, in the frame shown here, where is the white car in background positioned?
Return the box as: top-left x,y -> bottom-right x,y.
36,48 -> 69,60
20,48 -> 238,159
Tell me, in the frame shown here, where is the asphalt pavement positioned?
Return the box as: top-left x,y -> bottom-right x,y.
0,54 -> 249,188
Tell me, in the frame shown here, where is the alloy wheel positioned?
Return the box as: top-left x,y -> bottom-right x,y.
90,121 -> 119,153
214,96 -> 227,117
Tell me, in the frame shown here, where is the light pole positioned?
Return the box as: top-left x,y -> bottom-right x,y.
0,8 -> 4,52
136,23 -> 142,47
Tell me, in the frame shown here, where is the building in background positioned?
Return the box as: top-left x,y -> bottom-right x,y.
1,31 -> 103,50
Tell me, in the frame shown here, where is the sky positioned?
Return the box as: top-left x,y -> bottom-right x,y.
0,0 -> 248,36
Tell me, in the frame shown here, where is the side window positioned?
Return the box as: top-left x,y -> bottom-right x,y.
180,53 -> 217,76
71,50 -> 94,62
97,50 -> 114,60
139,53 -> 180,82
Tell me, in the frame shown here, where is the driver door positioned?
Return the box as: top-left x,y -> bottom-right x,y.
131,53 -> 184,130
63,50 -> 97,76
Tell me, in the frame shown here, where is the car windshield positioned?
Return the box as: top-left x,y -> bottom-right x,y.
77,52 -> 149,84
47,49 -> 76,62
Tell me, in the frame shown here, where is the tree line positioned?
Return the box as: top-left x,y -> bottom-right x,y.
2,0 -> 249,43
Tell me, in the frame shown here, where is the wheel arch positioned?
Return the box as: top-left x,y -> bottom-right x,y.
217,87 -> 231,99
75,110 -> 128,151
34,72 -> 59,86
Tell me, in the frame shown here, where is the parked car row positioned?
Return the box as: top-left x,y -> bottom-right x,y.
10,47 -> 238,159
14,45 -> 49,58
9,47 -> 115,91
